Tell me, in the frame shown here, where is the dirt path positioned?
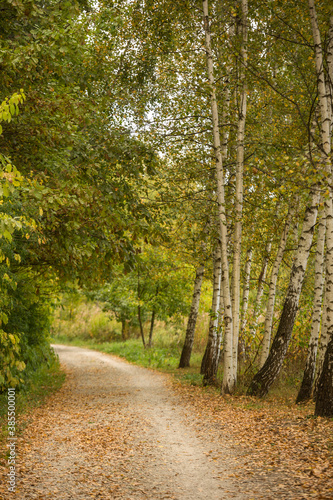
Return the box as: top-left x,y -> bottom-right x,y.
4,345 -> 302,499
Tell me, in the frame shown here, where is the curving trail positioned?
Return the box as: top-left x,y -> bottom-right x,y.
12,345 -> 268,499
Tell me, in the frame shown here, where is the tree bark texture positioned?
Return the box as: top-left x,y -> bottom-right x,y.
232,0 -> 248,382
326,15 -> 333,126
296,207 -> 326,403
315,335 -> 333,417
202,0 -> 234,393
148,285 -> 159,348
179,264 -> 205,368
260,207 -> 294,368
308,0 -> 333,414
247,191 -> 320,397
148,309 -> 156,348
327,14 -> 333,122
121,319 -> 129,341
137,272 -> 146,348
201,244 -> 221,384
216,280 -> 225,367
251,241 -> 272,338
313,287 -> 330,397
238,247 -> 252,361
138,304 -> 146,348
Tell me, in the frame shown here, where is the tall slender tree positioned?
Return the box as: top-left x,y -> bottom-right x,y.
260,205 -> 295,368
201,242 -> 222,384
296,205 -> 326,402
179,263 -> 205,368
202,0 -> 234,393
232,0 -> 248,382
308,0 -> 333,417
247,188 -> 320,397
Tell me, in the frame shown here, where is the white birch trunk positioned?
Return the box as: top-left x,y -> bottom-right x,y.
179,263 -> 205,368
248,241 -> 272,347
260,206 -> 294,367
240,248 -> 253,333
232,0 -> 248,382
247,189 -> 320,397
254,242 -> 271,319
297,205 -> 326,402
308,0 -> 333,415
326,15 -> 333,127
315,335 -> 333,417
239,247 -> 253,361
314,286 -> 330,396
201,243 -> 222,384
219,26 -> 233,164
216,277 -> 225,366
202,0 -> 234,393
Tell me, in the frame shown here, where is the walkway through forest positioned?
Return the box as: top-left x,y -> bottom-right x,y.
4,345 -> 333,499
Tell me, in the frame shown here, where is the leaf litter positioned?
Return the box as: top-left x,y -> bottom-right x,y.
0,344 -> 332,499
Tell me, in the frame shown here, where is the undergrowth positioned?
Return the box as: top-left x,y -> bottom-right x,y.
52,336 -> 203,377
0,355 -> 65,451
51,297 -> 307,405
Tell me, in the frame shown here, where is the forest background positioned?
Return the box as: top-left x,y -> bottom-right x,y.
0,0 -> 333,418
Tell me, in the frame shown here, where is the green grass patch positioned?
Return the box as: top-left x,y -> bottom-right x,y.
52,335 -> 206,383
52,335 -> 307,406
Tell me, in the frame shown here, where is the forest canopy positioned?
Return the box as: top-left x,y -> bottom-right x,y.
0,0 -> 333,417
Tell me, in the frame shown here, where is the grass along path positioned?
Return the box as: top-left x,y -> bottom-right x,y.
51,336 -> 204,385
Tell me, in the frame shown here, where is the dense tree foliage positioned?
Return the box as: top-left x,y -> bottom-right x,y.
1,0 -> 333,416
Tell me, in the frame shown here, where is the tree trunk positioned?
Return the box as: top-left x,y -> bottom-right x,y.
327,15 -> 333,128
260,206 -> 294,367
138,304 -> 146,348
313,289 -> 330,397
121,318 -> 129,341
201,243 -> 222,384
308,0 -> 333,414
179,264 -> 205,368
315,335 -> 333,417
247,189 -> 319,397
246,241 -> 271,355
137,271 -> 146,348
148,285 -> 159,348
238,247 -> 252,360
232,0 -> 248,383
254,241 -> 271,321
148,309 -> 156,348
296,206 -> 326,403
240,248 -> 253,332
202,0 -> 234,394
216,281 -> 225,367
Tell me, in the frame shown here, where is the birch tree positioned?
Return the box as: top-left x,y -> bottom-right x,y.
247,189 -> 320,397
179,263 -> 205,368
313,11 -> 333,400
238,247 -> 252,359
308,0 -> 333,416
201,243 -> 222,384
259,206 -> 294,368
247,0 -> 333,398
202,0 -> 234,393
247,241 -> 271,351
296,206 -> 326,402
315,335 -> 333,417
232,0 -> 248,381
313,290 -> 330,398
